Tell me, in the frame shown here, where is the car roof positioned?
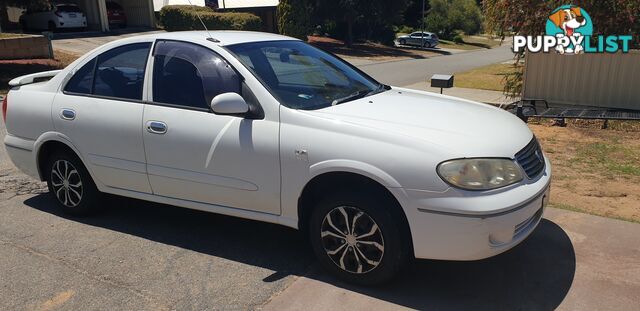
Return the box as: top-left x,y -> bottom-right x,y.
132,31 -> 298,47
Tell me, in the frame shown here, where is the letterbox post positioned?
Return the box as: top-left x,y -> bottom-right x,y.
430,74 -> 454,94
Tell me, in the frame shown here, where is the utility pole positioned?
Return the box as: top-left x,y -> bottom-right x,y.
421,0 -> 425,48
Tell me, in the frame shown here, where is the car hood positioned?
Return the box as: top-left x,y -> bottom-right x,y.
304,87 -> 533,158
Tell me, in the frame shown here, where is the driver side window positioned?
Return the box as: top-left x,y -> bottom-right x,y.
151,40 -> 241,110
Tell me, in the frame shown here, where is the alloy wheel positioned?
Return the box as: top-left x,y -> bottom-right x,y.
320,206 -> 385,274
50,159 -> 83,208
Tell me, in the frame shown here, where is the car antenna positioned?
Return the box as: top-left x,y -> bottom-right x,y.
185,0 -> 219,43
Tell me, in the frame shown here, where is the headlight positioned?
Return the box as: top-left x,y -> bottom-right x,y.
437,158 -> 523,190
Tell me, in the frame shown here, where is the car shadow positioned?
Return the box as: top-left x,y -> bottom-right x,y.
24,194 -> 575,309
308,218 -> 576,310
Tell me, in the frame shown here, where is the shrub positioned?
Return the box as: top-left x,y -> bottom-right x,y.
159,5 -> 261,32
452,34 -> 464,43
394,25 -> 414,35
277,0 -> 311,40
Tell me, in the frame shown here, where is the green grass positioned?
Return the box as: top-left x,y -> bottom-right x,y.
550,203 -> 640,224
453,63 -> 520,91
574,142 -> 640,177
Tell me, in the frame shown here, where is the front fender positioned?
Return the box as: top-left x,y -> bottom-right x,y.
309,159 -> 402,188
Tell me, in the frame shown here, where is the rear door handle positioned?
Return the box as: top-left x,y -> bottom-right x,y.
60,109 -> 76,120
146,121 -> 167,134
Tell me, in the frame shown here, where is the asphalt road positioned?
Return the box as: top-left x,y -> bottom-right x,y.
358,44 -> 515,87
1,116 -> 314,309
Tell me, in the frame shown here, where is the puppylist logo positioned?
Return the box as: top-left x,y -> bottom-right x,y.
513,5 -> 633,54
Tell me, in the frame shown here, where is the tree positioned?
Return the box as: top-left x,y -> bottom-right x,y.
0,0 -> 49,31
425,0 -> 483,39
312,0 -> 410,46
277,0 -> 311,40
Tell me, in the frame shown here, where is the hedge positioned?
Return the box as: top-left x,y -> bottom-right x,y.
159,5 -> 262,32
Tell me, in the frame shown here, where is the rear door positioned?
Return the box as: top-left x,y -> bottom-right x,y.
142,40 -> 281,214
52,42 -> 153,193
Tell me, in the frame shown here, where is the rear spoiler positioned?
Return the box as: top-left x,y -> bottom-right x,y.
8,70 -> 63,87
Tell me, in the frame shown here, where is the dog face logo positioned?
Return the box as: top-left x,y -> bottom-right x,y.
545,5 -> 593,54
548,7 -> 586,37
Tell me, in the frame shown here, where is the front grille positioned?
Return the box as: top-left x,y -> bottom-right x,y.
515,137 -> 545,178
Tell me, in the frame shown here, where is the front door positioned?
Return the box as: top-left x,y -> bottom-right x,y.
142,40 -> 281,215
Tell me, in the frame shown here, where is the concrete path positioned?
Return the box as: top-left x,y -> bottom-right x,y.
263,208 -> 640,310
52,29 -> 163,55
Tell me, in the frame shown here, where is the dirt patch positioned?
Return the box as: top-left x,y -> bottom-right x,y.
530,121 -> 640,223
308,35 -> 438,61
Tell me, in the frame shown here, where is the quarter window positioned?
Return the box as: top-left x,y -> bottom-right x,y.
152,40 -> 241,110
65,58 -> 96,94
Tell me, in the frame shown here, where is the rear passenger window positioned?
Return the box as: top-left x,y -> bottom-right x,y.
93,43 -> 151,100
152,40 -> 241,110
64,42 -> 151,101
65,58 -> 96,94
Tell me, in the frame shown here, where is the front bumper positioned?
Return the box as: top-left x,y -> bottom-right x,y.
395,158 -> 551,260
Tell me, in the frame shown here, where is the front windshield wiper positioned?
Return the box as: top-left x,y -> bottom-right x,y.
330,84 -> 390,106
331,89 -> 370,106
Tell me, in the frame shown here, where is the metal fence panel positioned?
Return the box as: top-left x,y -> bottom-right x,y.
523,51 -> 640,110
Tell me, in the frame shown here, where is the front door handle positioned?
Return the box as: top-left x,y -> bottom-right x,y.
146,121 -> 167,134
60,109 -> 76,120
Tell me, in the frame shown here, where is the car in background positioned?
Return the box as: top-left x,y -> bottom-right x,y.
107,1 -> 127,28
396,31 -> 439,48
20,3 -> 87,31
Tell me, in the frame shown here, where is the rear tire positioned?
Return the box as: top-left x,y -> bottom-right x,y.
45,151 -> 101,216
309,190 -> 409,285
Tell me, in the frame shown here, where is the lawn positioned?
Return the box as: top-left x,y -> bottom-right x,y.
531,121 -> 640,223
438,35 -> 504,50
0,50 -> 79,95
453,62 -> 521,91
0,33 -> 28,39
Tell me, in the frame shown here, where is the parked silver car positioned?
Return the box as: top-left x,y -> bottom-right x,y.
397,31 -> 439,48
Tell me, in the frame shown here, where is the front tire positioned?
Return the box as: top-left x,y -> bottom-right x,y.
309,191 -> 409,285
46,151 -> 101,215
399,39 -> 406,46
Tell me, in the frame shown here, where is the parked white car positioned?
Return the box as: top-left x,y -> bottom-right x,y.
2,31 -> 550,285
20,3 -> 87,31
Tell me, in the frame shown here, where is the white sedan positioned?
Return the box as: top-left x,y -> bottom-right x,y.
20,3 -> 87,31
2,31 -> 550,285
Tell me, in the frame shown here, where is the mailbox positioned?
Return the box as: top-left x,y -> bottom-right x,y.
431,74 -> 454,88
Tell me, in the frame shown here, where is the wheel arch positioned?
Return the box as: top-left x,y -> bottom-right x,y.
297,171 -> 414,255
34,133 -> 88,182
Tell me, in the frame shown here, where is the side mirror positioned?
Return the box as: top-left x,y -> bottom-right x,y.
210,92 -> 249,116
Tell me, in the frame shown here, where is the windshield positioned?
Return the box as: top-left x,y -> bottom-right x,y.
227,40 -> 384,110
